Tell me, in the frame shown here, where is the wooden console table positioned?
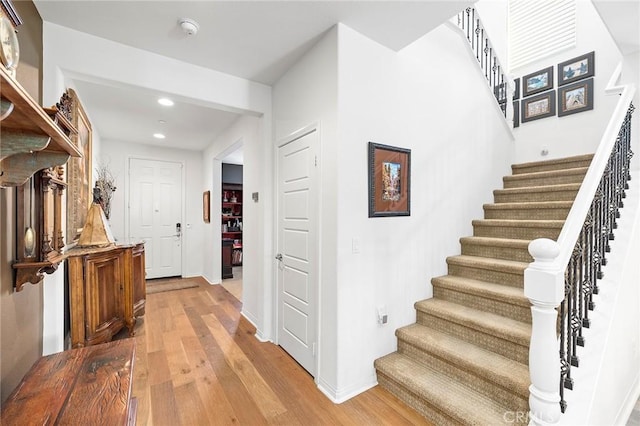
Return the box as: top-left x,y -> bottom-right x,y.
1,338 -> 137,425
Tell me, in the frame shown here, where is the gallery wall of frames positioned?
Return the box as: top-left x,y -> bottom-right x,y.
506,51 -> 596,126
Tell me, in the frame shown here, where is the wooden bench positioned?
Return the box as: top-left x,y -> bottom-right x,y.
1,338 -> 136,425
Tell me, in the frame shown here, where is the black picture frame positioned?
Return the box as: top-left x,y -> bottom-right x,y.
513,101 -> 520,128
558,78 -> 594,117
521,90 -> 556,123
368,142 -> 411,218
522,66 -> 554,97
558,51 -> 595,86
513,78 -> 520,100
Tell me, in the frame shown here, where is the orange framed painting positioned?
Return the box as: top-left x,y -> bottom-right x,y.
368,142 -> 411,217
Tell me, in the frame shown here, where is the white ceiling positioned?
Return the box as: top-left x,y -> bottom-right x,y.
33,0 -> 470,154
32,1 -> 637,155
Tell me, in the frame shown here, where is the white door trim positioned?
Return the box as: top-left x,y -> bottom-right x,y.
274,122 -> 322,379
126,156 -> 186,277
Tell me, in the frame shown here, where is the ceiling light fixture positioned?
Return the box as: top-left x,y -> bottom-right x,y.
157,98 -> 174,107
179,18 -> 199,36
153,133 -> 166,139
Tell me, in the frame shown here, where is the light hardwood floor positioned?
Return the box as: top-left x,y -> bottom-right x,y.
128,277 -> 431,425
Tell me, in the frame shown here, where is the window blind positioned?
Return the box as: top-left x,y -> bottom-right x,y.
508,0 -> 576,71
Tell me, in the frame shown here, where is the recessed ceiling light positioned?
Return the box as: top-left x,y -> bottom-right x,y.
153,133 -> 166,139
157,98 -> 174,107
158,120 -> 166,124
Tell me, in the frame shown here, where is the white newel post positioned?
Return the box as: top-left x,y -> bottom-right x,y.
524,238 -> 564,425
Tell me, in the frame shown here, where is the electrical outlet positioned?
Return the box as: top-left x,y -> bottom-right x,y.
377,305 -> 388,325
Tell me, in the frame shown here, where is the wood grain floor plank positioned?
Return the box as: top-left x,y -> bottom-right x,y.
149,381 -> 180,426
128,280 -> 432,425
162,330 -> 194,388
181,335 -> 239,425
147,350 -> 172,388
202,312 -> 287,420
174,381 -> 213,426
184,305 -> 268,425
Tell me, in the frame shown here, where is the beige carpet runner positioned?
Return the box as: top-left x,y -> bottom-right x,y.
374,154 -> 593,425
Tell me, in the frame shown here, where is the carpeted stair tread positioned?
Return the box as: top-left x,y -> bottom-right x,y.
473,219 -> 564,240
483,200 -> 573,210
396,324 -> 530,398
483,201 -> 573,220
375,353 -> 513,425
502,167 -> 589,183
447,254 -> 528,274
459,236 -> 530,250
432,275 -> 529,307
493,183 -> 582,203
414,299 -> 531,347
472,219 -> 564,228
511,153 -> 593,175
459,237 -> 532,262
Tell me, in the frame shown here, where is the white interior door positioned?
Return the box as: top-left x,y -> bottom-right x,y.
276,127 -> 319,377
129,158 -> 182,279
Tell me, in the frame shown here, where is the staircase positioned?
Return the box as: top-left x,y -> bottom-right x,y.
374,154 -> 594,425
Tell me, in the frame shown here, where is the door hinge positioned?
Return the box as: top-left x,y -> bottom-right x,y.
314,155 -> 317,167
312,342 -> 316,357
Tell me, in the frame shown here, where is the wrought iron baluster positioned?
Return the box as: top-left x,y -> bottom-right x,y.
558,101 -> 635,413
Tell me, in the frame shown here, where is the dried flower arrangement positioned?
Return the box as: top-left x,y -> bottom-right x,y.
94,162 -> 117,219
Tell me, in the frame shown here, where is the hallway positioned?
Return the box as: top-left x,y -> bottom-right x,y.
128,278 -> 430,425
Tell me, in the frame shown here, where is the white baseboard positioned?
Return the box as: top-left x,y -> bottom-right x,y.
614,371 -> 640,425
317,375 -> 377,404
241,311 -> 271,343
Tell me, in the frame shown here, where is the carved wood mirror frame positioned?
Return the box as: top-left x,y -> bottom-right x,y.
66,89 -> 92,244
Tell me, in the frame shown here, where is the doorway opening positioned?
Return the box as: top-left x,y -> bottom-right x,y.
220,148 -> 243,302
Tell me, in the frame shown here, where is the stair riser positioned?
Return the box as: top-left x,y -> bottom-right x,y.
494,190 -> 579,203
473,224 -> 561,240
460,242 -> 532,262
376,372 -> 462,426
512,159 -> 592,175
447,264 -> 523,287
504,174 -> 585,189
433,287 -> 531,323
416,311 -> 529,364
397,339 -> 529,411
484,208 -> 570,220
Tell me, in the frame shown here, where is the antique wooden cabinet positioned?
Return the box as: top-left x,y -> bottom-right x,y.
67,242 -> 145,348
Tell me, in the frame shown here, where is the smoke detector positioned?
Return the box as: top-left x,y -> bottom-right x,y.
179,18 -> 199,36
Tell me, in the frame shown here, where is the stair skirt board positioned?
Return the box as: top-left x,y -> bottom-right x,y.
374,154 -> 592,423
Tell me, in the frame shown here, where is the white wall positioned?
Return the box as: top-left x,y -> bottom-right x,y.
201,115 -> 266,334
41,21 -> 272,352
272,26 -> 340,393
99,140 -> 204,278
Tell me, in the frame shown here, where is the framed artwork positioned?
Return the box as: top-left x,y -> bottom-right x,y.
66,89 -> 92,244
521,90 -> 556,123
558,78 -> 594,117
513,78 -> 520,100
203,190 -> 210,223
558,51 -> 595,86
513,101 -> 520,128
368,142 -> 411,217
522,66 -> 554,97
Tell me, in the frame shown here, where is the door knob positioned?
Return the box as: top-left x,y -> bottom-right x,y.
275,253 -> 283,261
